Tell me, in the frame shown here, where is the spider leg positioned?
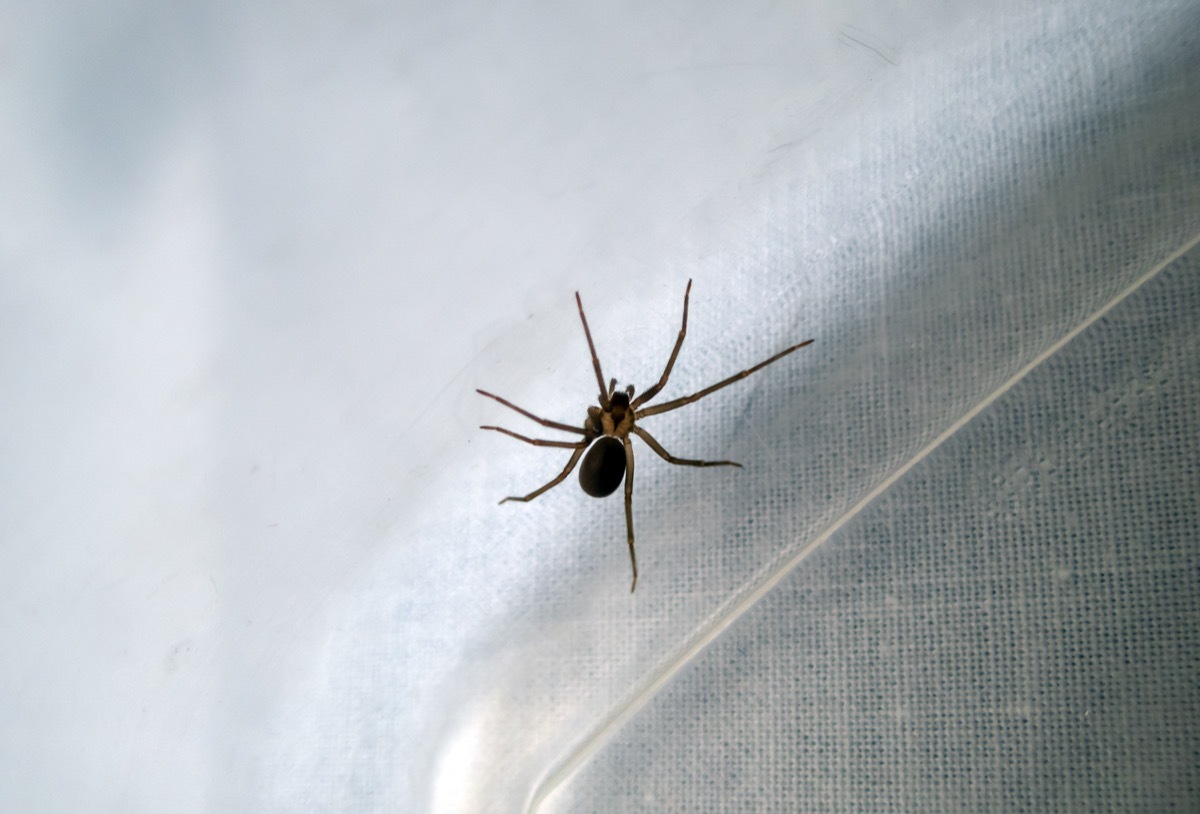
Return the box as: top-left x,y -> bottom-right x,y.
575,292 -> 611,410
623,436 -> 638,592
632,426 -> 742,468
631,279 -> 691,409
481,426 -> 589,448
476,389 -> 587,435
635,339 -> 814,419
499,445 -> 587,504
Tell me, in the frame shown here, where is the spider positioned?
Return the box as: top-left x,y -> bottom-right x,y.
477,279 -> 813,592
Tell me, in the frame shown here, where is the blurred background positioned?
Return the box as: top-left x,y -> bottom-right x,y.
2,1 -> 1198,811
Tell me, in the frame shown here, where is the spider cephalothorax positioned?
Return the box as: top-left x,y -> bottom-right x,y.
478,280 -> 812,591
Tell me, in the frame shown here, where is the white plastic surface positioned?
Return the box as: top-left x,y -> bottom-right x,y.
2,1 -> 1198,812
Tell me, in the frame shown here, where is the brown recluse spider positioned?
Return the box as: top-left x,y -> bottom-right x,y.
477,279 -> 813,592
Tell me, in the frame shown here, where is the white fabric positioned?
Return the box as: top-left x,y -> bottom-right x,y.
2,1 -> 1197,811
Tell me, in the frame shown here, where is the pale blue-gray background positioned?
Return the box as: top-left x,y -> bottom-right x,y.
1,1 -> 1197,812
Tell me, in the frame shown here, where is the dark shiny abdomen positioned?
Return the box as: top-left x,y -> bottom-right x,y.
578,436 -> 626,497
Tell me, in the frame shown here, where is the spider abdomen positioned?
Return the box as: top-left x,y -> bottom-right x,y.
579,436 -> 626,498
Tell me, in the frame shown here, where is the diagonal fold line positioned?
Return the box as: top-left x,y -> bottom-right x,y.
528,230 -> 1200,813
